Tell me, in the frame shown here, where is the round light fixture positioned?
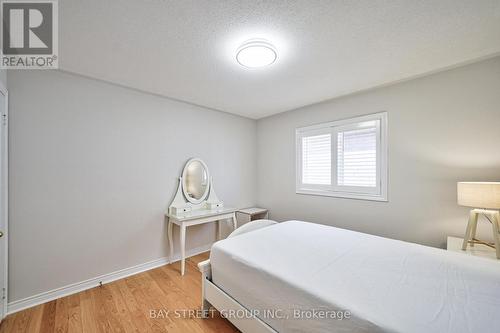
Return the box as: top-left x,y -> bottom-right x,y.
236,40 -> 277,68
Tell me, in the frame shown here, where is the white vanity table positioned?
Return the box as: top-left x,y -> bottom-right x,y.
167,158 -> 237,276
167,208 -> 237,275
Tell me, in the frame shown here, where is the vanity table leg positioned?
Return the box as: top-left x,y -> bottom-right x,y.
180,224 -> 186,276
217,220 -> 221,241
232,213 -> 238,231
167,218 -> 174,264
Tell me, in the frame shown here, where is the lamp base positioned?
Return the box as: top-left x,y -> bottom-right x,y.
467,238 -> 495,249
462,209 -> 500,259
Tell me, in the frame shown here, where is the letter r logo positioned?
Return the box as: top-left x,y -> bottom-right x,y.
2,1 -> 53,55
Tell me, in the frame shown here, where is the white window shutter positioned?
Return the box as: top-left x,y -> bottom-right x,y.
337,127 -> 377,187
301,133 -> 331,185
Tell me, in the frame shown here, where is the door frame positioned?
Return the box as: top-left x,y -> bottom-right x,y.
0,79 -> 8,321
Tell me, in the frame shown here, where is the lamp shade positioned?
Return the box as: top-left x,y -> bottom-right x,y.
457,182 -> 500,209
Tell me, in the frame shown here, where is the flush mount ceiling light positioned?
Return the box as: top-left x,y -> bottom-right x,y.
236,40 -> 277,68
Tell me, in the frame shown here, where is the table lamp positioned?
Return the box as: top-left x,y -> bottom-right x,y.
457,182 -> 500,259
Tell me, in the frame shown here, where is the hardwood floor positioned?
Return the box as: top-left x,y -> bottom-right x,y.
0,253 -> 238,333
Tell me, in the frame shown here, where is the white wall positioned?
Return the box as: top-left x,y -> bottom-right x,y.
257,56 -> 500,248
8,70 -> 257,302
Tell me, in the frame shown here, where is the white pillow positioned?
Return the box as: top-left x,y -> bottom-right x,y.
228,219 -> 277,238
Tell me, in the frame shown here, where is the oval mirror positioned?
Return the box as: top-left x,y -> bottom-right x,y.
182,158 -> 210,204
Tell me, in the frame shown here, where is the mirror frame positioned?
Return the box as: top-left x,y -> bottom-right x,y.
181,158 -> 210,205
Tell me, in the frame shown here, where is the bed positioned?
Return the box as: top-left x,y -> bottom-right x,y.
198,220 -> 500,333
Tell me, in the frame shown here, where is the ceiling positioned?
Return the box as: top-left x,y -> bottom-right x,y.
60,0 -> 500,119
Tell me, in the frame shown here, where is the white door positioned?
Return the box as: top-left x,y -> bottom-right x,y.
0,86 -> 7,322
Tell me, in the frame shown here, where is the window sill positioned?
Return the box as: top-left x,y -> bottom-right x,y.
296,188 -> 388,202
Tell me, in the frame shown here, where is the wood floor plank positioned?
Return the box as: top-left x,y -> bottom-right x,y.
12,307 -> 35,332
98,284 -> 129,333
40,301 -> 57,332
125,273 -> 173,333
26,304 -> 44,332
0,252 -> 238,333
105,283 -> 134,332
160,256 -> 238,333
0,313 -> 18,333
55,295 -> 69,333
90,285 -> 121,333
67,293 -> 83,333
114,279 -> 152,333
80,289 -> 98,333
104,283 -> 139,333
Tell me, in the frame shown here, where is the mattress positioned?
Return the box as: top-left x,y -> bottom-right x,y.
210,220 -> 500,333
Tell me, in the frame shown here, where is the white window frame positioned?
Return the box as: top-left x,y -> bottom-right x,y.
296,112 -> 388,202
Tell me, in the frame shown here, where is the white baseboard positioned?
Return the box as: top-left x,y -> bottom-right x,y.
7,244 -> 212,315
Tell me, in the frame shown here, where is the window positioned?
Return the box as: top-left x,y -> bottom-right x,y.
296,112 -> 387,201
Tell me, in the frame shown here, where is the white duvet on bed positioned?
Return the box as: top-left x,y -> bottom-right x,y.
210,220 -> 500,333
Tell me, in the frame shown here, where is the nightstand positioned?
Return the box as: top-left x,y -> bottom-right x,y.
447,236 -> 499,261
236,207 -> 269,226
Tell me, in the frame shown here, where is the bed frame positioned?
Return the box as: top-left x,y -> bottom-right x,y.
198,259 -> 278,333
